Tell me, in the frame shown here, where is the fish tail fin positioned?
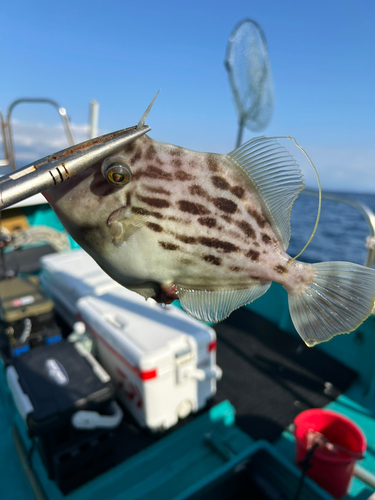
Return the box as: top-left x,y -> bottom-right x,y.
288,261 -> 375,346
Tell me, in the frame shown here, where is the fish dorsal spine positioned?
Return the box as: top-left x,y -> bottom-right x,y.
228,137 -> 304,250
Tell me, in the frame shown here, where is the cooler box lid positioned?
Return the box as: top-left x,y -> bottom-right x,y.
77,290 -> 215,367
8,341 -> 113,435
40,250 -> 122,301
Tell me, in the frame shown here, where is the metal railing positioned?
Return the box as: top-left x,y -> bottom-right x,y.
302,189 -> 375,267
0,98 -> 76,171
0,110 -> 9,167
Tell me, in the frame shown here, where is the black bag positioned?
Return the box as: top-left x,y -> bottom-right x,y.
8,341 -> 119,493
9,341 -> 115,436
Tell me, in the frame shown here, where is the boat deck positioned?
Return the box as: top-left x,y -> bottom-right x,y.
1,302 -> 374,499
214,307 -> 357,442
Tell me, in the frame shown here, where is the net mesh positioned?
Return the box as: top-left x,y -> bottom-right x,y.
225,19 -> 274,134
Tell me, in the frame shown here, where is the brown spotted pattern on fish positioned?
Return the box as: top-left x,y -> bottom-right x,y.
198,217 -> 216,228
45,135 -> 288,292
43,132 -> 375,347
146,222 -> 163,233
124,140 -> 272,279
175,170 -> 194,181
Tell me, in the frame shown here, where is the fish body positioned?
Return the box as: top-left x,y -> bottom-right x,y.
44,134 -> 375,347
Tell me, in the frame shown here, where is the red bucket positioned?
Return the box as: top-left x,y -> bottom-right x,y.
294,409 -> 366,499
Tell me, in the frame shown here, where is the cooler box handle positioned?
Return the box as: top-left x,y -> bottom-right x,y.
71,401 -> 123,430
187,365 -> 223,381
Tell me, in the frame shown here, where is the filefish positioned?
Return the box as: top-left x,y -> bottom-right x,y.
43,112 -> 375,347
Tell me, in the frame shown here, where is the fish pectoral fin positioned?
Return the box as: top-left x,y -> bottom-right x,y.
177,283 -> 271,323
110,213 -> 149,246
288,261 -> 375,347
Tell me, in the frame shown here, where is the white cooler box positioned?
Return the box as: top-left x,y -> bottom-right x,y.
77,291 -> 222,431
40,250 -> 123,326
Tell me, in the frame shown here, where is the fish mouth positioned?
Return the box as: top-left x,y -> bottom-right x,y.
127,282 -> 179,304
154,284 -> 179,304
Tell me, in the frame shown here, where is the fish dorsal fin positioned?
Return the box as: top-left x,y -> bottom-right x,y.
177,283 -> 271,323
228,137 -> 304,250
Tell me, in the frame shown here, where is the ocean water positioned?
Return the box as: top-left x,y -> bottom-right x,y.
288,191 -> 375,266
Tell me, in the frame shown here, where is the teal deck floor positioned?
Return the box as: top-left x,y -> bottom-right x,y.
3,379 -> 373,499
0,375 -> 337,500
0,387 -> 258,500
0,397 -> 35,499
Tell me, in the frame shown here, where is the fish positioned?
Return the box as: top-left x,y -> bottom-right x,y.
43,104 -> 375,347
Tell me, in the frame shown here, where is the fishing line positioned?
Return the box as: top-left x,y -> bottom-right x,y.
267,136 -> 322,275
286,136 -> 321,270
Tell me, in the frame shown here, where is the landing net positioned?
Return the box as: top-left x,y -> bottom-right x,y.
225,19 -> 274,147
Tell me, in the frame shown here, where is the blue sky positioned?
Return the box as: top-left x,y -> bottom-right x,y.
1,0 -> 375,191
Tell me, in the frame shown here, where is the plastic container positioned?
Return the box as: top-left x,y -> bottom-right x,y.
40,249 -> 222,431
77,291 -> 222,430
294,408 -> 366,499
40,250 -> 122,326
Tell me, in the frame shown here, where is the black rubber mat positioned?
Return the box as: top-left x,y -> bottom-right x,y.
213,307 -> 358,442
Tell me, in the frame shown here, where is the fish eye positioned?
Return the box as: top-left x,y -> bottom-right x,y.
101,156 -> 132,187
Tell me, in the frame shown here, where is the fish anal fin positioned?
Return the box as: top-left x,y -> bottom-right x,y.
177,283 -> 271,323
228,137 -> 304,250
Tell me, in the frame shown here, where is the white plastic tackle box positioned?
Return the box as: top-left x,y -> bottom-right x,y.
77,291 -> 222,430
40,249 -> 222,430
